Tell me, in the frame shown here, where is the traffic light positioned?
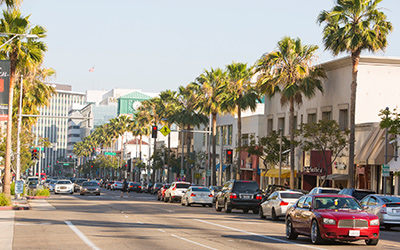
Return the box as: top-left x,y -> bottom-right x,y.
31,148 -> 38,160
151,125 -> 157,138
226,149 -> 233,163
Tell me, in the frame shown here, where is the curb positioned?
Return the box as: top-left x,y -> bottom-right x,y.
25,196 -> 49,200
0,205 -> 30,210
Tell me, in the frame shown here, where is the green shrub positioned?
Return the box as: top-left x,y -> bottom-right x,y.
0,193 -> 12,206
11,181 -> 15,195
35,189 -> 50,196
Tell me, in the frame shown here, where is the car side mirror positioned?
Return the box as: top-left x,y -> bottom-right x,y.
303,203 -> 311,210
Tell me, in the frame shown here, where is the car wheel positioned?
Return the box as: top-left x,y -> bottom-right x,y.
96,193 -> 100,196
80,193 -> 84,196
181,199 -> 185,206
187,199 -> 191,206
208,204 -> 213,207
243,209 -> 249,214
271,208 -> 278,221
286,217 -> 298,240
253,208 -> 259,214
202,204 -> 206,207
365,239 -> 379,245
169,197 -> 173,203
215,200 -> 222,212
164,196 -> 169,203
225,201 -> 232,213
260,207 -> 266,219
310,219 -> 323,244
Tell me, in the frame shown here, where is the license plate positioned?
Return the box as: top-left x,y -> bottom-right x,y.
349,230 -> 360,237
392,209 -> 400,213
242,195 -> 251,199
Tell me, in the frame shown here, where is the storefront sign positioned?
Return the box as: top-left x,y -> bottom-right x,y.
303,166 -> 323,173
334,162 -> 347,170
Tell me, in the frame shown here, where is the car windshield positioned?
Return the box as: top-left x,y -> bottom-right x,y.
75,179 -> 86,184
281,193 -> 303,199
314,197 -> 362,210
233,181 -> 259,192
192,187 -> 210,192
57,181 -> 71,184
176,183 -> 190,189
82,182 -> 98,186
320,189 -> 340,194
50,180 -> 57,184
382,196 -> 400,203
354,191 -> 375,200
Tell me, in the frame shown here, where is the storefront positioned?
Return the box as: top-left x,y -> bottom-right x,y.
299,151 -> 332,191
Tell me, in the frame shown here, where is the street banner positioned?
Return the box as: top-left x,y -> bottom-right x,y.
0,60 -> 10,121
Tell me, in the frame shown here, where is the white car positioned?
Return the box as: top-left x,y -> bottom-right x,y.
308,187 -> 340,194
260,190 -> 303,220
181,186 -> 213,207
54,180 -> 74,194
164,182 -> 191,203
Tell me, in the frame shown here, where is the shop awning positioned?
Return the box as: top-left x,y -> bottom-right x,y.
355,127 -> 393,165
325,174 -> 348,180
262,169 -> 296,178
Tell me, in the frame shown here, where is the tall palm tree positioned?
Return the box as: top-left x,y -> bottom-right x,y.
1,0 -> 21,8
318,0 -> 392,188
255,36 -> 326,189
0,8 -> 47,196
223,62 -> 260,180
195,68 -> 228,185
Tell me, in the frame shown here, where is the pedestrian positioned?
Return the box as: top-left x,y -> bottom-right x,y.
121,178 -> 129,198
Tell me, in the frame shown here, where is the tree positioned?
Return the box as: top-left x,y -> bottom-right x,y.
255,36 -> 326,189
296,119 -> 350,186
318,0 -> 393,188
223,62 -> 260,180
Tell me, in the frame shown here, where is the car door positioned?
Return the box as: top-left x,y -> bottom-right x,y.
264,192 -> 278,216
367,196 -> 380,215
291,196 -> 306,229
298,196 -> 313,234
217,182 -> 229,205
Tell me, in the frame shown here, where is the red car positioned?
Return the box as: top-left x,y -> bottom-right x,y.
157,184 -> 170,201
286,194 -> 380,245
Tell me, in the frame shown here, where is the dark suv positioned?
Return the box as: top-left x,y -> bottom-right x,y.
215,180 -> 262,214
338,188 -> 376,201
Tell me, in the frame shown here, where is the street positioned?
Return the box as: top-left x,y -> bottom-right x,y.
11,189 -> 400,250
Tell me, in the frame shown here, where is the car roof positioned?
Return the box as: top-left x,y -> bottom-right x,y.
275,190 -> 303,194
312,194 -> 353,198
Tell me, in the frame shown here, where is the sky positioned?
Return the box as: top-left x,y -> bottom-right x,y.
18,0 -> 400,94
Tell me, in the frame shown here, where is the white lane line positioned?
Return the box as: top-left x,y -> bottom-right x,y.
171,234 -> 218,250
65,221 -> 101,250
194,219 -> 328,250
154,207 -> 175,213
158,229 -> 166,233
137,221 -> 144,224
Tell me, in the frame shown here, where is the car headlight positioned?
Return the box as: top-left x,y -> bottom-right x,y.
96,188 -> 99,191
84,188 -> 88,191
370,219 -> 379,226
323,218 -> 336,225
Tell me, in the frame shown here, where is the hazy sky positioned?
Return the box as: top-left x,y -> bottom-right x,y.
19,0 -> 400,94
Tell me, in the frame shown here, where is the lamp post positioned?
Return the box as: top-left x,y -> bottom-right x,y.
14,75 -> 23,199
384,107 -> 389,194
2,33 -> 39,197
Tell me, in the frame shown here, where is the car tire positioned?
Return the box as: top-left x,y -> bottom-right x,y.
286,217 -> 298,240
253,208 -> 259,214
271,208 -> 278,221
96,193 -> 100,196
310,219 -> 323,244
208,204 -> 213,207
181,199 -> 185,206
80,193 -> 84,196
365,239 -> 379,245
243,209 -> 249,214
164,196 -> 169,203
260,207 -> 266,219
225,201 -> 232,213
215,200 -> 222,212
202,204 -> 206,207
187,200 -> 191,206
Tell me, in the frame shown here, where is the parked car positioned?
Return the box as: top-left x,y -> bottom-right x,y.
74,178 -> 87,192
338,188 -> 376,201
80,181 -> 101,196
260,190 -> 304,220
309,187 -> 341,194
157,184 -> 170,201
181,186 -> 213,207
285,194 -> 380,245
111,181 -> 123,191
144,183 -> 154,193
209,186 -> 221,203
128,182 -> 142,192
164,182 -> 191,203
151,183 -> 163,195
54,180 -> 74,194
215,180 -> 262,214
48,179 -> 58,192
361,194 -> 400,230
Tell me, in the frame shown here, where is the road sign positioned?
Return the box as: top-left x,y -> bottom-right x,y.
15,180 -> 23,194
382,164 -> 390,177
104,152 -> 116,156
206,170 -> 211,177
160,125 -> 171,137
63,163 -> 69,166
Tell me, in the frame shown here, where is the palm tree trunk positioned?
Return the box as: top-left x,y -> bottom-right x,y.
236,107 -> 242,180
289,98 -> 295,189
212,113 -> 217,186
167,131 -> 171,183
348,51 -> 360,188
186,124 -> 191,183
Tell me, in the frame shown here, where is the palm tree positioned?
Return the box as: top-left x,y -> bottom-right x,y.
223,62 -> 260,180
0,8 -> 47,196
255,36 -> 326,189
195,68 -> 228,185
1,0 -> 21,8
318,0 -> 392,188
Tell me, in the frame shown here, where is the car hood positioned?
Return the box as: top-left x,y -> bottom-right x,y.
316,209 -> 377,220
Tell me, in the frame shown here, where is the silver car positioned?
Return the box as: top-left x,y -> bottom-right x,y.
361,194 -> 400,230
181,186 -> 213,207
260,190 -> 303,220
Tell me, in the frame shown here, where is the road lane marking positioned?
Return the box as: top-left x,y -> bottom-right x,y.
171,234 -> 218,250
194,219 -> 328,250
158,229 -> 166,233
153,207 -> 175,213
65,221 -> 101,250
137,221 -> 144,224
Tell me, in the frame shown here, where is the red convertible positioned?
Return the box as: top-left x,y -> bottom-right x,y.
286,194 -> 380,245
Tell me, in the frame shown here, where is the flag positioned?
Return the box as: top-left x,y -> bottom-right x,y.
89,67 -> 95,72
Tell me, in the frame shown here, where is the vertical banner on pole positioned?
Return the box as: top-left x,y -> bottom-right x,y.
0,60 -> 10,121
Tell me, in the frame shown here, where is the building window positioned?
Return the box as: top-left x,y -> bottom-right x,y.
267,118 -> 273,135
307,113 -> 316,124
278,117 -> 285,134
322,111 -> 332,121
227,125 -> 232,145
339,109 -> 348,131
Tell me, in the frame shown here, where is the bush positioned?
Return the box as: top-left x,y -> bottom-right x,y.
11,182 -> 15,195
0,193 -> 12,206
35,189 -> 50,196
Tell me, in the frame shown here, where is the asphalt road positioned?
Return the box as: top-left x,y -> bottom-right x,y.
11,189 -> 400,250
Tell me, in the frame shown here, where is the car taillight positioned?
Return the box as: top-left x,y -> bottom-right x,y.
115,184 -> 117,186
280,201 -> 289,206
191,193 -> 196,197
230,193 -> 237,199
138,186 -> 141,188
208,194 -> 213,197
380,204 -> 387,214
256,194 -> 262,200
172,187 -> 176,190
129,185 -> 133,188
